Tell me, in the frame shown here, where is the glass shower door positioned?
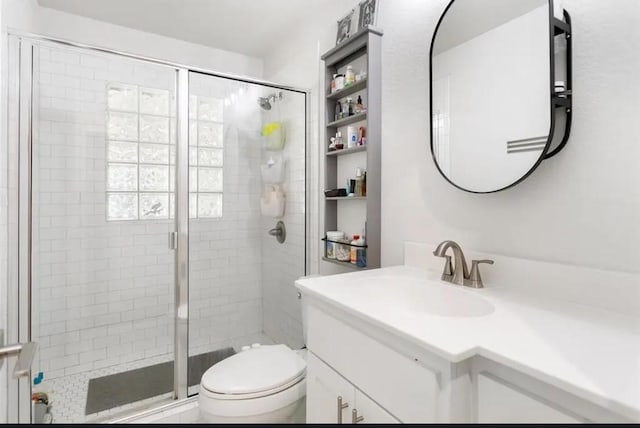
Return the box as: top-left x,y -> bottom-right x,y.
22,40 -> 179,423
186,72 -> 308,396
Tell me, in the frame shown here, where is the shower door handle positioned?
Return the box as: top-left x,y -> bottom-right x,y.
0,341 -> 38,378
168,231 -> 178,250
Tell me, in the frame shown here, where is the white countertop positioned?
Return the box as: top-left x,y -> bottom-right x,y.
296,265 -> 640,421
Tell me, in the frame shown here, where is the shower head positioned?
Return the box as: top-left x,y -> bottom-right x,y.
258,96 -> 272,110
257,92 -> 283,111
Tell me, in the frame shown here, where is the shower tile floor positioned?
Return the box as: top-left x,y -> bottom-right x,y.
36,332 -> 273,423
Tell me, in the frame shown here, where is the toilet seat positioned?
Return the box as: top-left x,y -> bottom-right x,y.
199,376 -> 306,419
200,344 -> 306,399
202,372 -> 306,400
198,344 -> 307,420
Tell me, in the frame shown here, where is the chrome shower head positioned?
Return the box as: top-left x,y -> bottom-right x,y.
258,96 -> 272,110
258,92 -> 283,111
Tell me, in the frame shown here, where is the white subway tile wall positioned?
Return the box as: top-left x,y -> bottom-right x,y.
32,47 -> 178,387
260,93 -> 307,349
187,74 -> 265,359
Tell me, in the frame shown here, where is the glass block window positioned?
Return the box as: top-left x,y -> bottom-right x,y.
188,95 -> 224,218
106,83 -> 224,221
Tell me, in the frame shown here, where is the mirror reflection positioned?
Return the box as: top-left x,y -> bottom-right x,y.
431,0 -> 551,192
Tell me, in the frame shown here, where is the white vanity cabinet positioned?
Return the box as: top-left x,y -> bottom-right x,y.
297,260 -> 640,424
306,352 -> 399,424
471,357 -> 631,424
304,301 -> 463,423
476,374 -> 580,423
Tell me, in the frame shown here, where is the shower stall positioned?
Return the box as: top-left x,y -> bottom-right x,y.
4,33 -> 308,423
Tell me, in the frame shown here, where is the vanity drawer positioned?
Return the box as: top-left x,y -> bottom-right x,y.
306,304 -> 440,422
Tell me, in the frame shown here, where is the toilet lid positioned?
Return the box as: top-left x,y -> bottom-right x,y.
201,344 -> 306,395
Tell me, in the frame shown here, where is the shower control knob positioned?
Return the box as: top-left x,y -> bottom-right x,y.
251,343 -> 261,348
241,346 -> 250,352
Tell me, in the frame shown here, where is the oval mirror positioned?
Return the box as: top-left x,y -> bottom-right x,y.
430,0 -> 570,193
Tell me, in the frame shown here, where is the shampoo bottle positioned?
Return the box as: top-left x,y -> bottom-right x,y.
350,235 -> 360,264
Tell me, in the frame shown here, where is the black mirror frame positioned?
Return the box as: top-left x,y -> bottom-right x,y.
429,0 -> 572,194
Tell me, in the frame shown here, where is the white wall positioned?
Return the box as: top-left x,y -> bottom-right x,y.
266,0 -> 640,276
379,0 -> 640,273
1,0 -> 263,78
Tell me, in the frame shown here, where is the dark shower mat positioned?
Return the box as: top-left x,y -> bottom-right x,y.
85,347 -> 236,415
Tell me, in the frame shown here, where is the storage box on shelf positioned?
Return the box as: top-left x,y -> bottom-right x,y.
321,26 -> 382,272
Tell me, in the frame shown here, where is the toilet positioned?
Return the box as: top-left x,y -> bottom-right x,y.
198,344 -> 307,423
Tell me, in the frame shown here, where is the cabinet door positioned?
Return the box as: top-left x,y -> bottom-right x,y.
354,389 -> 400,424
306,352 -> 355,423
477,374 -> 581,423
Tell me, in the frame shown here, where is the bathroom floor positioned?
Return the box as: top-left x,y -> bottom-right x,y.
40,355 -> 175,424
37,333 -> 273,423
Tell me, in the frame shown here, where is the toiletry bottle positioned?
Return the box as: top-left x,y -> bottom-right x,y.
356,95 -> 365,113
350,234 -> 360,264
331,74 -> 337,93
357,126 -> 366,146
347,98 -> 354,116
355,168 -> 363,196
362,170 -> 367,196
335,74 -> 345,91
347,126 -> 357,149
329,137 -> 336,152
345,65 -> 355,86
356,234 -> 367,267
335,101 -> 342,121
335,131 -> 343,149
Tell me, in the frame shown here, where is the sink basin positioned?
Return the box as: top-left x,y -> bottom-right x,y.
350,276 -> 495,318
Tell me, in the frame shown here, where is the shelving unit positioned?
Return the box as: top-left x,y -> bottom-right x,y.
326,112 -> 367,128
325,196 -> 367,201
326,145 -> 367,157
326,79 -> 367,100
321,26 -> 383,271
321,257 -> 366,270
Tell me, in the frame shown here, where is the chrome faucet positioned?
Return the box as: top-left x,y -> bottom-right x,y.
433,240 -> 469,285
433,241 -> 493,288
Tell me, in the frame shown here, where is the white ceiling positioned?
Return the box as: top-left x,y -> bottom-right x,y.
433,0 -> 547,55
37,0 -> 317,58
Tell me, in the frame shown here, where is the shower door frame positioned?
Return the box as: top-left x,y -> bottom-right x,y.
6,30 -> 311,423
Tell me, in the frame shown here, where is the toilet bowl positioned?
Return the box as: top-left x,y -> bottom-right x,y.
198,344 -> 307,423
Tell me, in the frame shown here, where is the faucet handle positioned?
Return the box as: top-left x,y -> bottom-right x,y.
467,259 -> 494,288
